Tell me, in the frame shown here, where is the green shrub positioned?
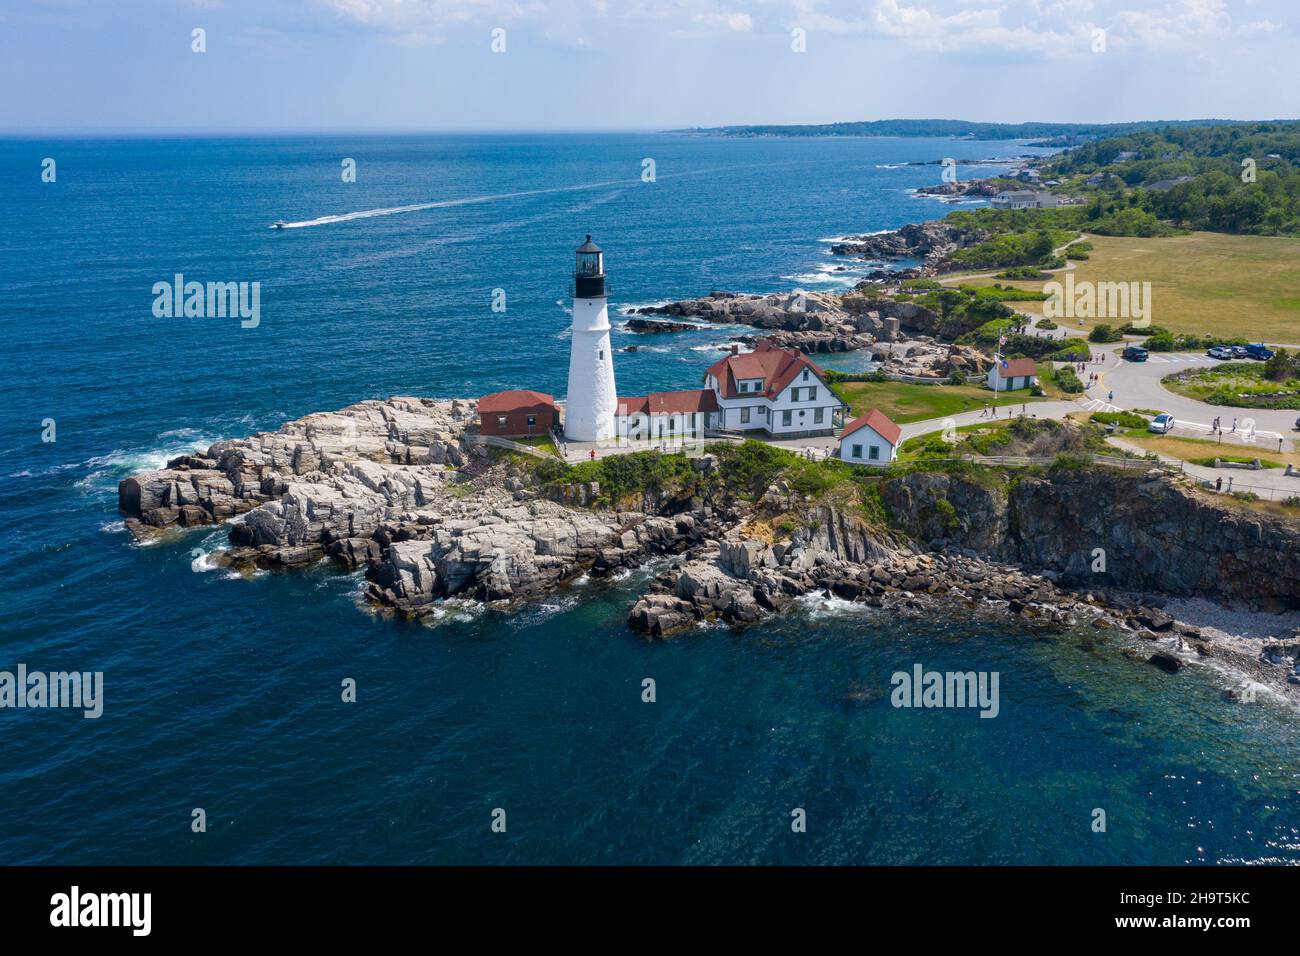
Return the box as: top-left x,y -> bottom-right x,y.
1053,366 -> 1085,393
1088,324 -> 1124,343
1090,410 -> 1148,429
933,497 -> 961,532
1049,339 -> 1092,361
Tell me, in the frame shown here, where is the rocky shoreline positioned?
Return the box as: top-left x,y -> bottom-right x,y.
118,397 -> 1300,702
829,219 -> 990,274
626,290 -> 991,376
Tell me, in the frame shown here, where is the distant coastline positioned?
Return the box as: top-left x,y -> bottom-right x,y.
668,117 -> 1293,144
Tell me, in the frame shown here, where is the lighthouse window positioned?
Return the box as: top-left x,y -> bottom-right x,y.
598,350 -> 604,360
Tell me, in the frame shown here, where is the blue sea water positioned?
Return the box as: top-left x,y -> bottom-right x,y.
1,133 -> 1297,865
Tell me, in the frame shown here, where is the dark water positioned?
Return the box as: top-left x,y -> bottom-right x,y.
1,133 -> 1297,864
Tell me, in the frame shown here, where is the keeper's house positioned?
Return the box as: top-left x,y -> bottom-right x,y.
835,409 -> 902,465
987,357 -> 1038,392
615,389 -> 719,442
478,390 -> 559,438
702,342 -> 847,439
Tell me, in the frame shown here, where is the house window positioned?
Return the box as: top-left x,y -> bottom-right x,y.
808,387 -> 817,401
526,415 -> 536,427
739,382 -> 748,393
740,407 -> 751,424
852,444 -> 862,459
782,410 -> 792,427
869,446 -> 880,460
791,387 -> 800,402
813,407 -> 824,424
759,406 -> 767,417
802,369 -> 809,381
496,416 -> 507,428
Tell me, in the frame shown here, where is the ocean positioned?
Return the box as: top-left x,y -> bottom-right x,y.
1,132 -> 1297,864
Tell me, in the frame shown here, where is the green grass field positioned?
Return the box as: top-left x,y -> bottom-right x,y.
947,232 -> 1300,344
833,379 -> 1041,423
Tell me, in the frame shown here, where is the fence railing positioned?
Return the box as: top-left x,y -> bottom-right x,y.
464,433 -> 562,461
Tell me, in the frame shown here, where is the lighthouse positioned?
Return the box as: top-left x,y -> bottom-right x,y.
564,235 -> 618,443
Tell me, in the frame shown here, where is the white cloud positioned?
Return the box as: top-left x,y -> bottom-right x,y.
317,0 -> 1290,54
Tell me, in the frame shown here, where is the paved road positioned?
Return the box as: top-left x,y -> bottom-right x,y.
1090,349 -> 1295,449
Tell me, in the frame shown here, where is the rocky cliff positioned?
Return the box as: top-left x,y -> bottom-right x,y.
117,397 -> 721,617
880,466 -> 1300,611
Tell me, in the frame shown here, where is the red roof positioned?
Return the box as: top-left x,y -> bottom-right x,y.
618,389 -> 720,416
478,389 -> 557,413
840,409 -> 902,447
993,358 -> 1038,379
705,341 -> 828,400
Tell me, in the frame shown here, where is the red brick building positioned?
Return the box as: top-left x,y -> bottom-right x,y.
478,390 -> 559,438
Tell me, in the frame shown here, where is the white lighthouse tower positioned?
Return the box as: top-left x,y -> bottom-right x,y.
564,235 -> 618,443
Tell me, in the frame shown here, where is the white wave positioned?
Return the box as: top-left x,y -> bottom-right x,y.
616,299 -> 676,315
689,342 -> 748,353
875,163 -> 910,170
795,590 -> 873,619
819,230 -> 890,242
99,520 -> 126,535
189,530 -> 230,573
423,598 -> 486,625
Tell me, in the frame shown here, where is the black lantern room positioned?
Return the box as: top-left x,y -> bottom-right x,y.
574,235 -> 605,298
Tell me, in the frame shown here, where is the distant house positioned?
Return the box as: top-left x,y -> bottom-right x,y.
990,190 -> 1059,209
615,389 -> 719,442
478,389 -> 558,437
836,409 -> 902,465
701,342 -> 847,438
987,357 -> 1039,392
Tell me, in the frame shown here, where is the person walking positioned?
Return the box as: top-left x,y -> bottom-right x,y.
1231,417 -> 1237,433
589,448 -> 597,462
1215,476 -> 1223,492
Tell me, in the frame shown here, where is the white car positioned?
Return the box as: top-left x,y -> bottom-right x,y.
1148,413 -> 1175,434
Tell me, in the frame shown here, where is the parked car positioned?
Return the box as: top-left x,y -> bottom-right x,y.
1245,343 -> 1275,360
1207,346 -> 1233,360
1122,345 -> 1149,362
1148,413 -> 1176,434
1230,345 -> 1250,358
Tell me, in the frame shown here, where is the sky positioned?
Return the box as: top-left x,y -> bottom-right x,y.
2,0 -> 1296,131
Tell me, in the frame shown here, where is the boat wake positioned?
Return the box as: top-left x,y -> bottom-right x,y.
271,159 -> 812,230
